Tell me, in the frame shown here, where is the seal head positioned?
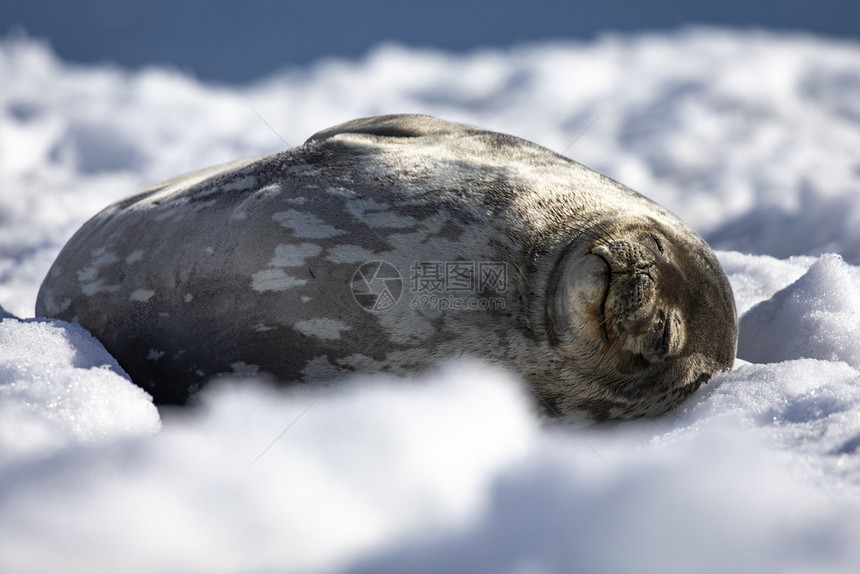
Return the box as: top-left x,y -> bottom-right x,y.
547,218 -> 736,418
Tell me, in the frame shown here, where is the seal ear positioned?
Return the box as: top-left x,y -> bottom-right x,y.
305,114 -> 468,143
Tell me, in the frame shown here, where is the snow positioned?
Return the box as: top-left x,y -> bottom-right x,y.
3,27 -> 860,572
0,316 -> 160,464
738,254 -> 860,367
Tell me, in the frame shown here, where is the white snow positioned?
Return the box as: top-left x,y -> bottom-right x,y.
0,316 -> 160,465
3,27 -> 860,573
738,254 -> 860,367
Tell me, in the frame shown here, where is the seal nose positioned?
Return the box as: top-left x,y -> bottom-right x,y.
591,241 -> 657,337
590,238 -> 688,362
591,241 -> 654,277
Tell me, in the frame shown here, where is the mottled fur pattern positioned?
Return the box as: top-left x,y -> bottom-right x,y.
36,115 -> 737,419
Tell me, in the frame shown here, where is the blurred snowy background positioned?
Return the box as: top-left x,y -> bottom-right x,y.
3,2 -> 860,573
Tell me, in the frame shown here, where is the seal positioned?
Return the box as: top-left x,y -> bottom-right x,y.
35,114 -> 737,419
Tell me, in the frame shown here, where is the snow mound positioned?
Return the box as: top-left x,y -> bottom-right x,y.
347,427 -> 859,574
2,361 -> 860,574
738,254 -> 860,366
664,359 -> 860,492
0,364 -> 535,574
0,315 -> 160,464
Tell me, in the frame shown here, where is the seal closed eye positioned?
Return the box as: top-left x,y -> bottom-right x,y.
35,114 -> 737,420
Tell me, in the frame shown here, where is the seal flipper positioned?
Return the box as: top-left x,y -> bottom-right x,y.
305,114 -> 473,143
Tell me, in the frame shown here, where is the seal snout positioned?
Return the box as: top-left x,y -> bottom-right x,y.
591,238 -> 686,362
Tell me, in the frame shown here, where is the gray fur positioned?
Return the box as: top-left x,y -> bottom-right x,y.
36,115 -> 737,419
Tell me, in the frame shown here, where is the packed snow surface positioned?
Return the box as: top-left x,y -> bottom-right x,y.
2,28 -> 860,573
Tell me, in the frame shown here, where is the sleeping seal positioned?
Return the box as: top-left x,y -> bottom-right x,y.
36,114 -> 737,419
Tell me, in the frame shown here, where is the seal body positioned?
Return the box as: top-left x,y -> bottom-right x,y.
36,115 -> 737,419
